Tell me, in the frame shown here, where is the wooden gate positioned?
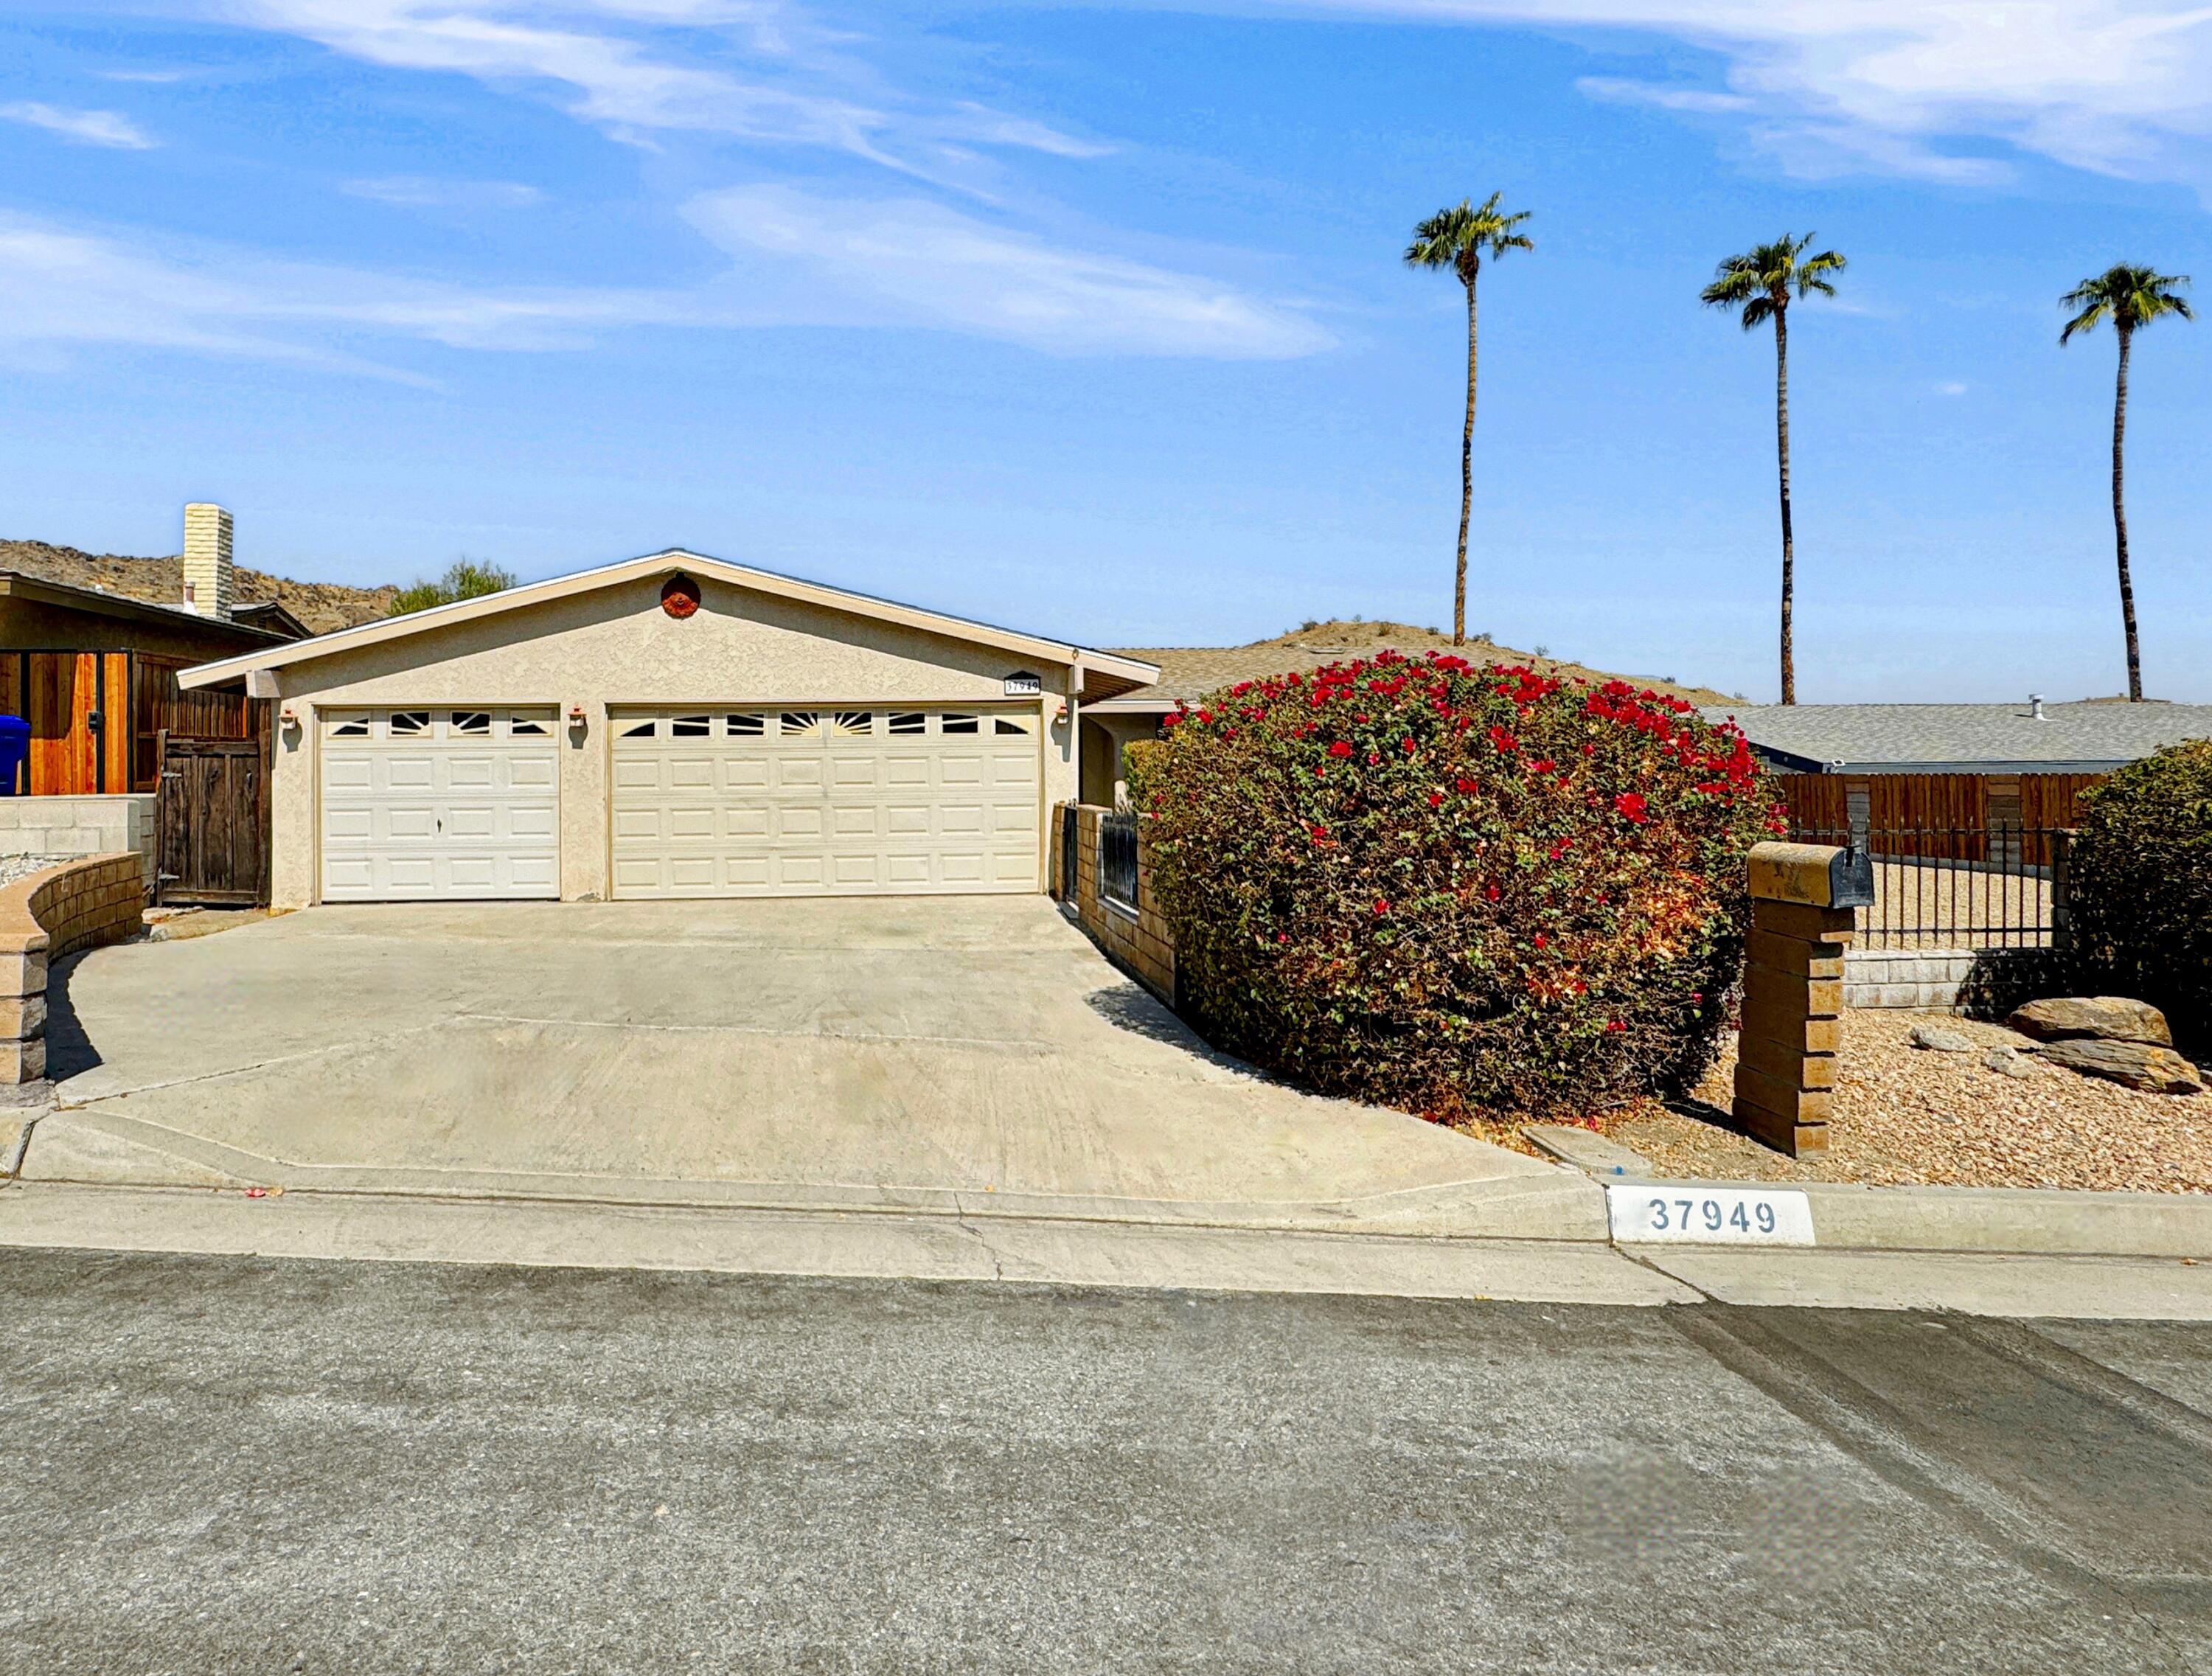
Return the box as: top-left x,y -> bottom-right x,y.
156,732 -> 271,905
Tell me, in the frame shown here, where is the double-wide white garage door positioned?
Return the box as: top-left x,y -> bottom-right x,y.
317,704 -> 1043,901
611,707 -> 1041,898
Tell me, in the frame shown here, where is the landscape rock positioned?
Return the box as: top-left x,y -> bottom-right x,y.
1909,1023 -> 1977,1052
1982,1046 -> 2034,1079
2007,996 -> 2172,1048
2033,1037 -> 2204,1096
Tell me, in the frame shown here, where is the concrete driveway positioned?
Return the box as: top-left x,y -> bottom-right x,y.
24,899 -> 1595,1238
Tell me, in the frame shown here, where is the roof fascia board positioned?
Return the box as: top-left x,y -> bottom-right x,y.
1,571 -> 289,644
179,549 -> 1158,690
1826,759 -> 2132,776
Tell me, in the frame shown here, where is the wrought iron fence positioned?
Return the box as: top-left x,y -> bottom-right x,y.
1101,808 -> 1141,911
1789,824 -> 2070,951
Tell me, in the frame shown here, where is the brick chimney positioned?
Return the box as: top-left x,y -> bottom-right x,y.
181,503 -> 235,619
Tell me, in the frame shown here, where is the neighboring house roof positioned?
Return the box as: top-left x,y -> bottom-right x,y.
0,569 -> 296,647
176,549 -> 1161,695
1089,633 -> 1725,715
1708,701 -> 2212,774
232,598 -> 313,640
1084,644 -> 1362,711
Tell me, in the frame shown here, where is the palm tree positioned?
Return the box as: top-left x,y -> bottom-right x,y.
2060,265 -> 2194,703
1701,234 -> 1847,706
1405,193 -> 1533,646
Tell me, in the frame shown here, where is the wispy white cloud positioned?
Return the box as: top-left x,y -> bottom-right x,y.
0,102 -> 159,149
0,201 -> 1329,374
683,184 -> 1332,358
212,1 -> 1101,178
342,175 -> 546,209
1220,2 -> 2212,192
0,212 -> 668,380
1575,75 -> 1750,115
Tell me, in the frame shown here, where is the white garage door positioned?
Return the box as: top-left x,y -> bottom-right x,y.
320,708 -> 560,902
611,707 -> 1042,898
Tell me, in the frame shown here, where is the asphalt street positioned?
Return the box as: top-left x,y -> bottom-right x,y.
4,1246 -> 2209,1675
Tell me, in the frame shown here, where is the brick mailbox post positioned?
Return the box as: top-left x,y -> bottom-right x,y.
1734,841 -> 1874,1157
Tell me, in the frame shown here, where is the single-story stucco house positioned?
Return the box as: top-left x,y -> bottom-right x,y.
178,549 -> 1158,908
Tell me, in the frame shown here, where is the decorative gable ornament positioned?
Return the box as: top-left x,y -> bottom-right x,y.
661,574 -> 700,619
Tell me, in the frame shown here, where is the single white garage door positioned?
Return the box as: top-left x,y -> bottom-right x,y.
611,706 -> 1042,898
320,708 -> 560,901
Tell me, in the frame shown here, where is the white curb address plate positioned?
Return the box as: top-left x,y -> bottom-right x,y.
1608,1184 -> 1815,1246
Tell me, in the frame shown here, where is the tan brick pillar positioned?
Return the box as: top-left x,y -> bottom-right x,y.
1733,841 -> 1872,1157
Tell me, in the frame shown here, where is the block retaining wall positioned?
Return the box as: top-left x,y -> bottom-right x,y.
1051,804 -> 1176,1004
1843,947 -> 2037,1011
0,795 -> 156,870
0,851 -> 150,1098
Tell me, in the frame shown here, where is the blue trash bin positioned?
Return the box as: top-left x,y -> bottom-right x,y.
0,715 -> 28,796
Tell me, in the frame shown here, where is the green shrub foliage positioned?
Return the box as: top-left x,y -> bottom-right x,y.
1129,655 -> 1781,1119
2067,739 -> 2212,1042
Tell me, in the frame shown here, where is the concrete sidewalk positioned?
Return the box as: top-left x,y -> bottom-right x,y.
5,1182 -> 2210,1319
22,899 -> 1597,1240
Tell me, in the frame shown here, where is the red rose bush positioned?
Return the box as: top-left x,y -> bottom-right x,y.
1127,654 -> 1781,1121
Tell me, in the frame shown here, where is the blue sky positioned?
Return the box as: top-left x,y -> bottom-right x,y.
3,2 -> 2209,703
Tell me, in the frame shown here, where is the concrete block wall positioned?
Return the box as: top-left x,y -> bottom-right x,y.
1052,804 -> 1176,1005
0,852 -> 150,1099
0,796 -> 156,868
1843,947 -> 2037,1011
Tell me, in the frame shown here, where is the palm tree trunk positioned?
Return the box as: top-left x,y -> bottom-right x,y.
2112,326 -> 2143,702
1455,272 -> 1477,647
1773,305 -> 1795,706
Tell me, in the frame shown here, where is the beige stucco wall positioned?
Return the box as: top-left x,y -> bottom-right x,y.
1079,712 -> 1163,807
263,572 -> 1079,906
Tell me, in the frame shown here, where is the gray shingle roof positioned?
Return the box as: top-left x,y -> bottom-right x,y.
1705,701 -> 2212,773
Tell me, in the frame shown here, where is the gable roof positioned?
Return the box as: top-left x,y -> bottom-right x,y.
1709,701 -> 2212,773
176,549 -> 1161,695
0,569 -> 296,647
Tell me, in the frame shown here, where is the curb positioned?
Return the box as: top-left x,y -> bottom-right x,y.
17,1106 -> 1613,1243
1524,1124 -> 2212,1260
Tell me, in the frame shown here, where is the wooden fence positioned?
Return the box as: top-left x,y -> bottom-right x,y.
1778,771 -> 2103,864
0,651 -> 261,796
0,652 -> 131,796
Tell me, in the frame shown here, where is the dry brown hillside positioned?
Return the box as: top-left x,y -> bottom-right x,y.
1245,619 -> 1736,706
0,538 -> 394,635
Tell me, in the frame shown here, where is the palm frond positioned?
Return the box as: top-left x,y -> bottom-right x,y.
2060,263 -> 2194,342
1404,192 -> 1535,275
1703,232 -> 1846,324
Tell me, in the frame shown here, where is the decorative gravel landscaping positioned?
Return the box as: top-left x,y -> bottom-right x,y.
0,855 -> 67,889
1608,1008 -> 2212,1195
